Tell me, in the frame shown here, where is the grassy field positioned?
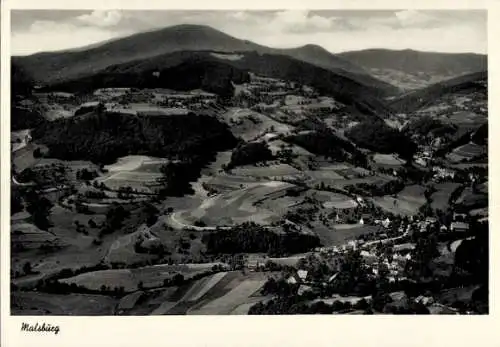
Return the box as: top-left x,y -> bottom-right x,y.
11,291 -> 118,315
372,153 -> 406,167
231,163 -> 303,179
59,263 -> 223,293
116,271 -> 273,315
313,222 -> 381,246
221,108 -> 293,142
310,190 -> 358,209
447,143 -> 486,162
430,182 -> 462,211
372,184 -> 426,216
180,180 -> 297,226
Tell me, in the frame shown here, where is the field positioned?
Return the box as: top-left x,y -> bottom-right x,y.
94,155 -> 167,193
447,143 -> 486,162
430,182 -> 462,211
11,291 -> 118,315
116,271 -> 274,315
231,163 -> 303,179
314,222 -> 381,246
372,184 -> 426,216
310,190 -> 358,209
59,263 -> 223,293
372,153 -> 406,167
221,108 -> 293,141
176,180 -> 297,227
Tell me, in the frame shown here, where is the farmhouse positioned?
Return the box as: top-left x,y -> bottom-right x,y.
453,213 -> 467,222
298,285 -> 313,296
450,222 -> 469,232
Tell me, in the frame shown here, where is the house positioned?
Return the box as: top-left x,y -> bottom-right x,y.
453,213 -> 467,221
450,222 -> 469,232
425,217 -> 438,225
297,270 -> 308,281
286,275 -> 299,285
440,225 -> 449,233
382,217 -> 391,229
415,157 -> 428,167
298,285 -> 313,296
415,295 -> 434,306
328,272 -> 339,283
393,243 -> 416,253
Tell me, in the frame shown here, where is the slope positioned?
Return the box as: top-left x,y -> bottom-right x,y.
338,49 -> 487,91
389,71 -> 487,114
45,50 -> 394,118
13,24 -> 396,96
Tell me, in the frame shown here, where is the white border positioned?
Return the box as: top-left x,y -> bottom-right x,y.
1,1 -> 498,347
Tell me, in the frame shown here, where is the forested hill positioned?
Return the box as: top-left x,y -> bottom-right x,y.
13,24 -> 395,95
45,58 -> 250,98
31,111 -> 238,165
389,71 -> 487,114
45,50 -> 394,119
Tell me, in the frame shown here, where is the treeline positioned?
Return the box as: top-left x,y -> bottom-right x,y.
403,116 -> 456,138
202,222 -> 321,257
346,120 -> 416,160
389,71 -> 487,113
31,112 -> 237,165
11,107 -> 46,131
227,142 -> 273,169
46,59 -> 250,99
284,130 -> 368,167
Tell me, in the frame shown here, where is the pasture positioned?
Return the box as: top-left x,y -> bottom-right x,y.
372,153 -> 406,167
231,163 -> 302,179
430,182 -> 461,211
11,291 -> 118,315
372,184 -> 426,216
181,180 -> 297,227
447,143 -> 486,162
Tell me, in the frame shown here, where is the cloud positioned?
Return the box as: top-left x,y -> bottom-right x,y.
268,10 -> 336,33
394,10 -> 435,27
10,10 -> 487,56
11,19 -> 129,55
77,10 -> 123,27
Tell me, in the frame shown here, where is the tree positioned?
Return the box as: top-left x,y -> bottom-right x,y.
25,190 -> 53,230
23,262 -> 32,275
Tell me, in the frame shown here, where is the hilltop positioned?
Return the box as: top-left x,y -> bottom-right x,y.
13,24 -> 396,95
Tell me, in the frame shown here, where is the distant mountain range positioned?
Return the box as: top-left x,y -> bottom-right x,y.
337,49 -> 487,91
12,24 -> 487,119
389,71 -> 487,113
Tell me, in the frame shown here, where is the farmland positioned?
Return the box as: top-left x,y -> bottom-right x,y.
372,184 -> 426,216
430,182 -> 461,211
10,27 -> 489,317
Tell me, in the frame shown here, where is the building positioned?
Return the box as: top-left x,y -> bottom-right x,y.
450,222 -> 469,232
453,213 -> 467,222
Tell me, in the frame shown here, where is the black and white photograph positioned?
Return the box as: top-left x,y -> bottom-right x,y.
8,8 -> 488,318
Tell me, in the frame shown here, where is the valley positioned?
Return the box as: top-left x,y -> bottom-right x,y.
10,23 -> 488,316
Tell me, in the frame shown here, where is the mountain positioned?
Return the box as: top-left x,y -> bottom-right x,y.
46,50 -> 394,119
280,45 -> 399,94
337,49 -> 487,91
13,24 -> 396,95
389,71 -> 487,114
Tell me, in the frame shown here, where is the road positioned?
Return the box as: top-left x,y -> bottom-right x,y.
168,211 -> 231,231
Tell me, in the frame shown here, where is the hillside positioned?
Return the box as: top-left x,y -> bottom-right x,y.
31,111 -> 238,165
45,58 -> 250,98
45,50 -> 393,119
13,24 -> 396,96
338,49 -> 487,91
389,71 -> 487,114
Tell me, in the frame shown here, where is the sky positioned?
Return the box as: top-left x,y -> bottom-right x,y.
10,10 -> 487,56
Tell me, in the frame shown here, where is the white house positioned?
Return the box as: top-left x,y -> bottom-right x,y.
297,270 -> 309,281
382,218 -> 391,229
